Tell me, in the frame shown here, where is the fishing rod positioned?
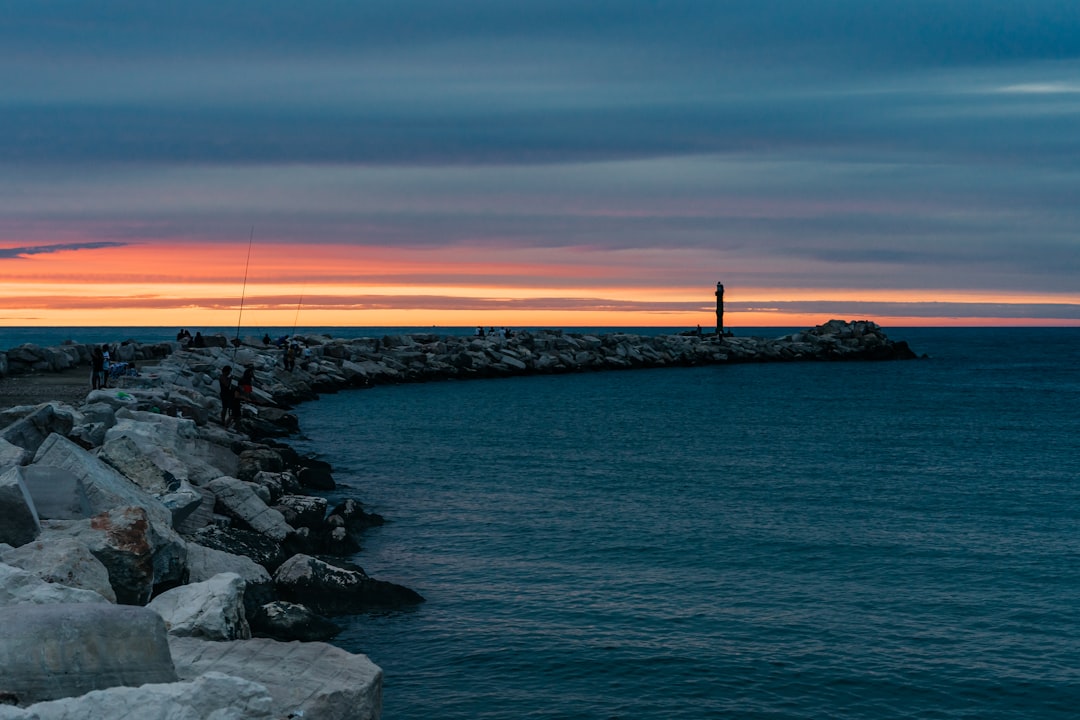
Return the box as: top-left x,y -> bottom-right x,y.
234,226 -> 255,345
291,287 -> 305,336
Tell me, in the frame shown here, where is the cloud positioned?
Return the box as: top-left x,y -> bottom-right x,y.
0,241 -> 128,259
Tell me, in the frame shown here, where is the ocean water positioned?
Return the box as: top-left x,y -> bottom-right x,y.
287,327 -> 1080,720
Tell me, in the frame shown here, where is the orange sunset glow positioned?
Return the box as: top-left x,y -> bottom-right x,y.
3,240 -> 1078,329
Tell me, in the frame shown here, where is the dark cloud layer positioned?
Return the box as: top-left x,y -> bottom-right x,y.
1,1 -> 1079,319
0,241 -> 128,258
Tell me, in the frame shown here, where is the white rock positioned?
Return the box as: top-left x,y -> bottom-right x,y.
0,561 -> 108,605
170,636 -> 382,720
0,671 -> 274,720
148,572 -> 251,640
0,536 -> 116,602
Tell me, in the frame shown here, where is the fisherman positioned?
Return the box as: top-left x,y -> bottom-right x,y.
101,345 -> 111,388
91,345 -> 104,390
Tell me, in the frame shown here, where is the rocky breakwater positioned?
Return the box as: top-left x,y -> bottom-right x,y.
145,319 -> 914,404
0,319 -> 918,717
0,350 -> 428,717
285,318 -> 919,392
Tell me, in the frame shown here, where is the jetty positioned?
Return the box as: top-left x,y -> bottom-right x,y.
0,320 -> 917,718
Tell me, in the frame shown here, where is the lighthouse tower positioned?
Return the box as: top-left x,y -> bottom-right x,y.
715,282 -> 724,335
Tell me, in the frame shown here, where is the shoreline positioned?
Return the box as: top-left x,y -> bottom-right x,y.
0,320 -> 918,717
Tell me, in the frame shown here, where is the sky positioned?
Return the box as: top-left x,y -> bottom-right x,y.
2,1 -> 1079,329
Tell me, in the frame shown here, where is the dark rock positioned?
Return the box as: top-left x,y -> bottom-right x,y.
185,525 -> 288,573
330,498 -> 385,531
273,553 -> 423,614
298,466 -> 335,490
273,495 -> 327,531
316,524 -> 360,556
249,600 -> 342,642
236,447 -> 285,482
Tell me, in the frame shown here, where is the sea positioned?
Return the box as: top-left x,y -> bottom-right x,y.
5,326 -> 1080,718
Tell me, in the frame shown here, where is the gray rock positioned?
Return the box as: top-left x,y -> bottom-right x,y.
0,404 -> 75,459
0,562 -> 109,605
19,464 -> 90,520
148,572 -> 251,640
184,542 -> 274,618
77,401 -> 117,428
0,467 -> 40,547
0,671 -> 274,720
0,603 -> 176,705
206,476 -> 294,543
184,541 -> 272,585
84,388 -> 140,411
170,635 -> 382,720
0,536 -> 116,602
159,480 -> 204,527
0,437 -> 28,469
173,485 -> 216,534
32,433 -> 172,527
67,421 -> 109,448
98,434 -> 184,494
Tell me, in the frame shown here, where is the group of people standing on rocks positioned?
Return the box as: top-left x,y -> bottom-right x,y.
90,343 -> 140,389
176,329 -> 206,348
476,326 -> 514,339
218,364 -> 256,429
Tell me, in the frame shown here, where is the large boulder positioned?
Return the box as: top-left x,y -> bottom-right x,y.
273,553 -> 424,615
0,672 -> 274,720
169,636 -> 382,720
206,476 -> 294,543
0,466 -> 40,547
105,411 -> 234,484
0,404 -> 75,459
147,572 -> 251,641
97,435 -> 184,494
32,433 -> 172,527
42,505 -> 188,605
0,536 -> 116,602
184,542 -> 275,618
0,604 -> 177,705
0,562 -> 110,606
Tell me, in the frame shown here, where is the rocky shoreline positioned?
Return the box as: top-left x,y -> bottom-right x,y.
0,320 -> 918,719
